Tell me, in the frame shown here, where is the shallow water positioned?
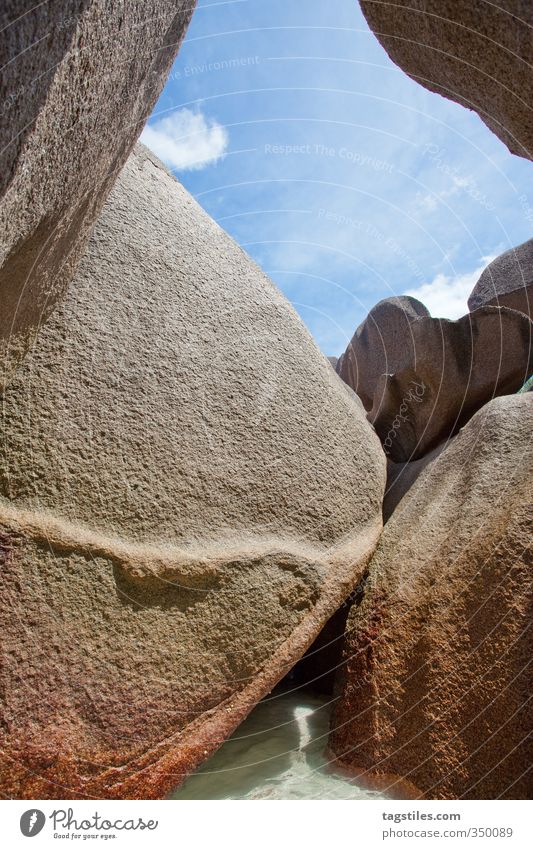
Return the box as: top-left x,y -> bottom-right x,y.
172,689 -> 388,800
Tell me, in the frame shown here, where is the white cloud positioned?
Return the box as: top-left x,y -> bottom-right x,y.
404,255 -> 497,319
415,192 -> 439,213
140,108 -> 229,171
414,182 -> 460,215
413,174 -> 480,216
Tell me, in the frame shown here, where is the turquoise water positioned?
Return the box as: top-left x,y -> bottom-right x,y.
172,689 -> 388,800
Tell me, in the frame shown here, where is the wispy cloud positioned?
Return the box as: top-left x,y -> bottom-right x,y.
140,108 -> 229,171
414,173 -> 493,217
404,255 -> 497,319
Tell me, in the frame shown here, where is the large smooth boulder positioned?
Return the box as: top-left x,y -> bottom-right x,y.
336,296 -> 430,410
0,1 -> 195,385
369,306 -> 532,461
0,144 -> 386,799
360,1 -> 533,161
330,394 -> 533,799
468,240 -> 533,319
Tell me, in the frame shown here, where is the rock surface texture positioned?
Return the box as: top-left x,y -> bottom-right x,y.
0,144 -> 386,800
330,394 -> 533,799
382,441 -> 447,523
0,0 -> 195,385
336,296 -> 429,411
369,306 -> 532,461
359,0 -> 533,161
468,239 -> 533,319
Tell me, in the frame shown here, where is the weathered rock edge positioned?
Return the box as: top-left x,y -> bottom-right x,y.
0,0 -> 196,385
360,0 -> 533,161
468,239 -> 533,319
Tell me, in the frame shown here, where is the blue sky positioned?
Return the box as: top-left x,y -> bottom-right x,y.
141,0 -> 533,357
